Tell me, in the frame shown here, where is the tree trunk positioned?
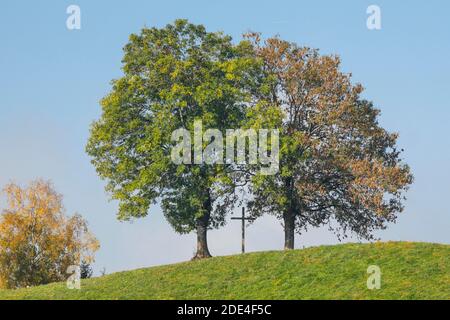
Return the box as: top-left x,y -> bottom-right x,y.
192,195 -> 212,260
283,176 -> 296,250
284,210 -> 295,250
192,216 -> 212,260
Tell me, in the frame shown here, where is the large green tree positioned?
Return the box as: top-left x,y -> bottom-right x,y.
86,20 -> 256,259
245,34 -> 413,249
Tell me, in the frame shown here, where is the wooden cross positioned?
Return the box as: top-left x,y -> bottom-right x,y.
231,207 -> 255,254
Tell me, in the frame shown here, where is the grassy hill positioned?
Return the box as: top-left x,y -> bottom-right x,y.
0,242 -> 448,300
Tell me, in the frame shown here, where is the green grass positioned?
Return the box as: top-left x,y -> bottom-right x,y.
0,241 -> 448,300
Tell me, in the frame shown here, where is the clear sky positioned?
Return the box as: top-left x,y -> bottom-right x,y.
1,0 -> 449,274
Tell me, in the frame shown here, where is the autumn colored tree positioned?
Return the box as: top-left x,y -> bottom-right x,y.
245,34 -> 413,249
86,20 -> 257,259
0,180 -> 99,289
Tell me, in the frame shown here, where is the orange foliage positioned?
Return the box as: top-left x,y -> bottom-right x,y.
0,179 -> 99,289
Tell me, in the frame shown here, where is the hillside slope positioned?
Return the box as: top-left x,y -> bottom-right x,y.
0,242 -> 448,300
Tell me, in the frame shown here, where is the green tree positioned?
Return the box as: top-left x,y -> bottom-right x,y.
86,20 -> 256,259
245,34 -> 413,249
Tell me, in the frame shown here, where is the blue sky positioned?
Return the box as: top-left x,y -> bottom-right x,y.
0,0 -> 449,274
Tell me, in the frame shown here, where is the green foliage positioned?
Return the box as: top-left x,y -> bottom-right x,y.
86,20 -> 258,244
87,20 -> 413,255
0,242 -> 448,300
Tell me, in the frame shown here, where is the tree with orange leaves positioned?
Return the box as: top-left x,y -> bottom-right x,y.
244,34 -> 413,249
0,179 -> 99,289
